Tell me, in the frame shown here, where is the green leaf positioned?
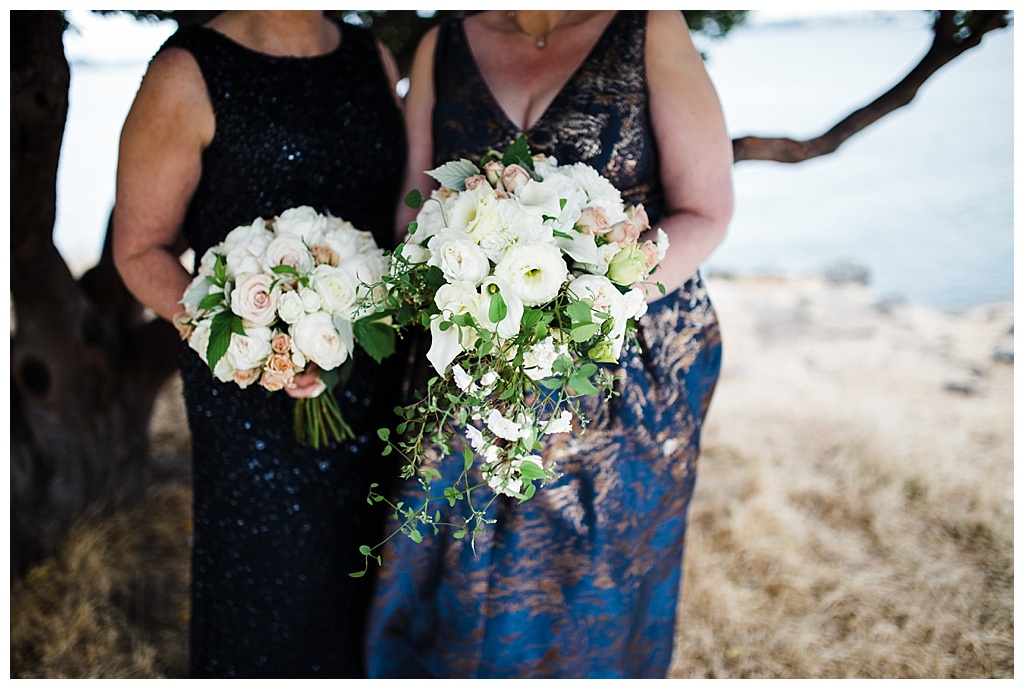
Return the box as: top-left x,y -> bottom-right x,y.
271,264 -> 300,277
463,446 -> 474,471
353,318 -> 396,364
377,427 -> 390,441
535,377 -> 561,390
409,529 -> 423,544
488,289 -> 508,324
567,300 -> 594,324
404,188 -> 424,209
206,310 -> 239,371
571,323 -> 601,342
359,545 -> 372,555
213,253 -> 227,284
658,282 -> 667,295
578,362 -> 598,378
519,461 -> 547,480
425,159 -> 481,191
501,134 -> 538,178
569,373 -> 600,396
197,291 -> 225,312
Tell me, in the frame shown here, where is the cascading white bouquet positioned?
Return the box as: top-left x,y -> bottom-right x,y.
175,206 -> 396,448
353,137 -> 669,573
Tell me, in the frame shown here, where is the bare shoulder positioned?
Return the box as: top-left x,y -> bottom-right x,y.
646,10 -> 700,61
126,46 -> 213,146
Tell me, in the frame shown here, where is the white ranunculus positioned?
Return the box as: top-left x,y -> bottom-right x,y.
428,229 -> 491,286
448,185 -> 504,244
230,272 -> 279,327
485,408 -> 523,442
494,241 -> 568,307
276,290 -> 305,324
476,201 -> 549,264
263,232 -> 314,275
225,326 -> 273,372
567,273 -> 628,359
310,264 -> 358,316
623,287 -> 649,320
290,311 -> 350,370
558,163 -> 627,225
273,206 -> 328,244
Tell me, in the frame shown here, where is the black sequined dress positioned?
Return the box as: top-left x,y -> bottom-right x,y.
160,22 -> 406,678
367,11 -> 722,678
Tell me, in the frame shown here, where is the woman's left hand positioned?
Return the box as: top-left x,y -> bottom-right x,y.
286,365 -> 327,399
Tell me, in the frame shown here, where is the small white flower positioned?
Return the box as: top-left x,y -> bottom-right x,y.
485,409 -> 523,442
623,287 -> 649,320
543,410 -> 573,435
655,227 -> 670,262
480,371 -> 498,388
452,363 -> 478,393
522,336 -> 565,381
465,425 -> 487,452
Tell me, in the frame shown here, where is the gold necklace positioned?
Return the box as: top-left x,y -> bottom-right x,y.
507,11 -> 562,50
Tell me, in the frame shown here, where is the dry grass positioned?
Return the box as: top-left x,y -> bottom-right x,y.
8,275 -> 1013,679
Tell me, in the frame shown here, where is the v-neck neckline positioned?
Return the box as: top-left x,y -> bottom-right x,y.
458,12 -> 621,134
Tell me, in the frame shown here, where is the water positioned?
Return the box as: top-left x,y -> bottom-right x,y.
54,13 -> 1014,312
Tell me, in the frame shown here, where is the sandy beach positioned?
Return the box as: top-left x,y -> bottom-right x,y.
10,272 -> 1013,678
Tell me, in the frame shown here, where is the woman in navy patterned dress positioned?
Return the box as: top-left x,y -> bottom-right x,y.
365,10 -> 733,679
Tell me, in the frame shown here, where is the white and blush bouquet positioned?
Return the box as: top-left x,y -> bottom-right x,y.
176,206 -> 395,448
354,137 -> 668,571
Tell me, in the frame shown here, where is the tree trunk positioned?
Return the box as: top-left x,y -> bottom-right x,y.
10,10 -> 180,579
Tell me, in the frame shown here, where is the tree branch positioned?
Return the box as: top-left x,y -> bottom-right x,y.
732,11 -> 1010,164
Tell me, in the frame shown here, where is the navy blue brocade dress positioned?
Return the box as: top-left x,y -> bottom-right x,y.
160,23 -> 406,678
366,11 -> 722,679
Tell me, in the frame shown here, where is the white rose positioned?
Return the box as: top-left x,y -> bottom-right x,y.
290,311 -> 350,370
263,232 -> 314,275
299,287 -> 323,313
494,241 -> 568,307
273,206 -> 328,244
225,326 -> 274,372
220,219 -> 273,257
324,226 -> 378,258
230,272 -> 279,327
224,246 -> 264,279
428,229 -> 491,286
213,355 -> 236,384
276,290 -> 306,324
188,318 -> 213,364
433,280 -> 482,321
340,251 -> 389,319
310,264 -> 358,317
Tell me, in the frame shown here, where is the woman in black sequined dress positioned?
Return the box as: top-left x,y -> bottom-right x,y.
112,11 -> 406,678
366,11 -> 733,678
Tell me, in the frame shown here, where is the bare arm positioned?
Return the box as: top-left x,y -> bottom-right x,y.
645,10 -> 734,298
395,26 -> 441,241
112,47 -> 214,323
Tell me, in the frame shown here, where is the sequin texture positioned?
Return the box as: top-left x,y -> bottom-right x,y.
161,22 -> 406,678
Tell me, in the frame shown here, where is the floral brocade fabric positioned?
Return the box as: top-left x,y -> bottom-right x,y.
366,11 -> 723,679
162,23 -> 406,678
